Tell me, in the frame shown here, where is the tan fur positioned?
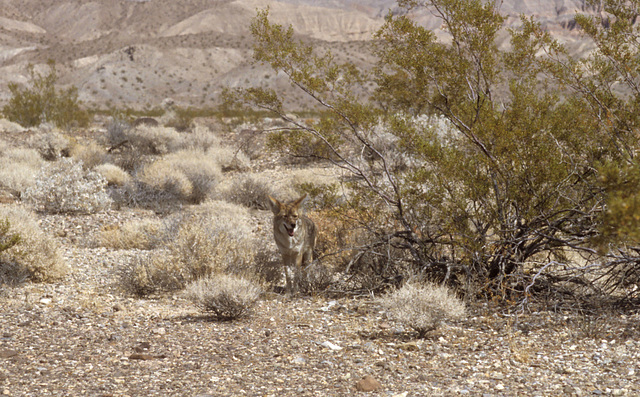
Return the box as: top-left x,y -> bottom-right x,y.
267,194 -> 317,293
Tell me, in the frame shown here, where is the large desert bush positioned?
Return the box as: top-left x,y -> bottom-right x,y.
0,206 -> 67,283
379,281 -> 465,338
2,61 -> 89,129
24,157 -> 112,214
230,2 -> 640,306
185,274 -> 262,320
0,146 -> 45,194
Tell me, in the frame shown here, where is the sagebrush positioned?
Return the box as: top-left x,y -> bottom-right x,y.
0,206 -> 67,283
24,157 -> 112,214
379,281 -> 466,337
185,274 -> 262,320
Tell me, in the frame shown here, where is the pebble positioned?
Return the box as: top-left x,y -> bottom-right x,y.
321,341 -> 342,351
355,375 -> 381,392
152,327 -> 166,335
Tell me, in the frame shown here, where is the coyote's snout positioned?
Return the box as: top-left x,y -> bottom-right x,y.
267,194 -> 317,293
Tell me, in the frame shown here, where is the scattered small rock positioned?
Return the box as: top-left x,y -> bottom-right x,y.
128,353 -> 166,360
0,349 -> 18,359
355,375 -> 382,392
398,342 -> 419,351
292,356 -> 306,364
152,327 -> 166,335
321,341 -> 342,351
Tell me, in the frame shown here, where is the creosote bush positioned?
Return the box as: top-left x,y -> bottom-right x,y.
185,274 -> 262,321
24,157 -> 112,214
379,281 -> 465,338
3,61 -> 89,129
0,207 -> 67,283
233,1 -> 640,305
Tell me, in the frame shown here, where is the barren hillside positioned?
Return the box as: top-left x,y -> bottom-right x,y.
0,0 -> 599,110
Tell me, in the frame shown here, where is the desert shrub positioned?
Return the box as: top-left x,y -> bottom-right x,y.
165,106 -> 195,132
291,261 -> 333,295
106,118 -> 131,145
121,252 -> 185,296
0,118 -> 26,133
3,61 -> 89,129
95,219 -> 163,250
0,147 -> 45,193
252,249 -> 284,286
124,124 -> 184,155
69,141 -> 108,169
220,175 -> 273,209
136,150 -> 221,204
169,202 -> 257,278
121,201 -> 259,295
0,206 -> 67,283
206,144 -> 250,172
185,274 -> 262,320
24,157 -> 112,214
94,163 -> 132,186
232,4 -> 640,306
379,281 -> 465,338
182,125 -> 222,152
26,131 -> 72,161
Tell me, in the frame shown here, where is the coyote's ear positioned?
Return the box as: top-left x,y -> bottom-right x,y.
267,195 -> 281,215
291,193 -> 307,209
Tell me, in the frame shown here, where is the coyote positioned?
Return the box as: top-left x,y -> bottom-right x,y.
267,194 -> 317,293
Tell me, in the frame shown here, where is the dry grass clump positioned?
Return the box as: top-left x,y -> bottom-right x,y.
185,274 -> 262,321
23,157 -> 112,214
96,219 -> 163,250
379,281 -> 466,338
121,252 -> 185,296
69,141 -> 108,169
121,201 -> 259,296
136,150 -> 221,204
0,206 -> 67,283
218,175 -> 273,210
94,163 -> 132,186
26,131 -> 71,160
169,203 -> 257,278
123,124 -> 184,155
0,146 -> 45,193
181,125 -> 222,152
292,261 -> 334,295
206,145 -> 250,172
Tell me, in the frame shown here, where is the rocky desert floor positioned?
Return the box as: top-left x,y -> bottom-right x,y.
0,204 -> 639,397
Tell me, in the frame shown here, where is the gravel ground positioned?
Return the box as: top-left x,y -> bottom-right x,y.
1,209 -> 639,397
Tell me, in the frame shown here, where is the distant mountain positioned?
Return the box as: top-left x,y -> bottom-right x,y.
0,0 -> 600,110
